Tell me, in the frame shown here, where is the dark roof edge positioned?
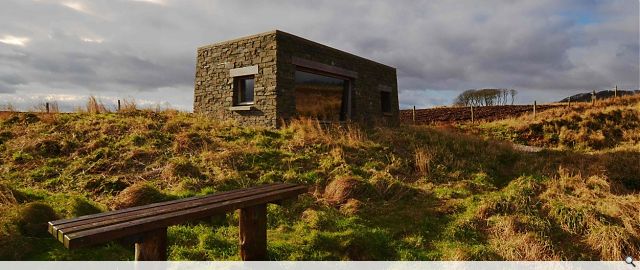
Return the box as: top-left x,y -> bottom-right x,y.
197,29 -> 396,70
274,30 -> 396,70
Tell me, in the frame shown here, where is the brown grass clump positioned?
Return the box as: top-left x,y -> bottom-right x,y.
286,118 -> 330,146
0,183 -> 17,207
161,157 -> 204,182
86,96 -> 109,114
111,182 -> 170,210
324,176 -> 372,205
16,202 -> 58,237
414,147 -> 433,176
487,215 -> 558,260
339,198 -> 363,215
586,224 -> 639,260
541,170 -> 640,259
173,131 -> 212,153
119,97 -> 138,112
285,118 -> 369,148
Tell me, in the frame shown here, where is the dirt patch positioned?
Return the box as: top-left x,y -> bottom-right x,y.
400,105 -> 559,124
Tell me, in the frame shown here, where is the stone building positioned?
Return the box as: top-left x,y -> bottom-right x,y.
193,30 -> 399,128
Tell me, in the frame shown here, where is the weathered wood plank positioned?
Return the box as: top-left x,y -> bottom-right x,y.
61,185 -> 306,248
48,183 -> 285,233
51,183 -> 295,241
239,204 -> 267,260
134,227 -> 167,261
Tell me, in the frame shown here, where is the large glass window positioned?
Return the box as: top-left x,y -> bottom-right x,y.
294,70 -> 349,121
234,76 -> 254,105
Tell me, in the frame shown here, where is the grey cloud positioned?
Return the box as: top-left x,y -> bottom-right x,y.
0,0 -> 637,110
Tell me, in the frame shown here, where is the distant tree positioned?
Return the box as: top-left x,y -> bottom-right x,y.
509,89 -> 517,105
454,88 -> 516,107
454,89 -> 478,107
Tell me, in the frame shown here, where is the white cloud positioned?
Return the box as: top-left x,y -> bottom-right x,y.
131,0 -> 166,5
61,1 -> 90,13
81,37 -> 104,43
0,35 -> 30,46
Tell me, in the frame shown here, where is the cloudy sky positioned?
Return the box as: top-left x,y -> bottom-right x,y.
0,0 -> 638,111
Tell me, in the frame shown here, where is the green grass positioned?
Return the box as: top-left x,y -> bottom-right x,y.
0,106 -> 638,260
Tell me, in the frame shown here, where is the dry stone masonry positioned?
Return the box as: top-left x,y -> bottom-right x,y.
194,30 -> 398,128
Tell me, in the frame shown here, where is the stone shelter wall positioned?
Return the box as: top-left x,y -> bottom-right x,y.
193,31 -> 278,127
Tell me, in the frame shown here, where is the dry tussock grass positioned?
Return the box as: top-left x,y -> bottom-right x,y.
324,175 -> 369,205
111,182 -> 168,210
119,98 -> 138,112
84,96 -> 109,114
0,183 -> 17,207
414,147 -> 433,176
285,118 -> 369,148
486,94 -> 640,133
488,215 -> 558,260
586,224 -> 639,260
541,169 -> 640,260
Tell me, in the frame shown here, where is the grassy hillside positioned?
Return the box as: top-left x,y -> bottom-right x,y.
0,106 -> 638,260
464,94 -> 640,152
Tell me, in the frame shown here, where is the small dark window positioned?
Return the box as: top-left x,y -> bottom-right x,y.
381,91 -> 392,114
234,76 -> 254,105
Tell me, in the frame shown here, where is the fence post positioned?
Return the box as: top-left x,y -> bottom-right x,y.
45,102 -> 50,113
615,85 -> 618,98
470,105 -> 474,123
533,101 -> 537,118
118,99 -> 121,112
567,96 -> 571,108
412,106 -> 416,125
592,90 -> 596,106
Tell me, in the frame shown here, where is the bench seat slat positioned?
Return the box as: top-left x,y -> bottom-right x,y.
55,184 -> 306,248
52,183 -> 297,241
48,183 -> 285,231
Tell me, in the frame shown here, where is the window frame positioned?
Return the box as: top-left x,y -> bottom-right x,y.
233,75 -> 255,106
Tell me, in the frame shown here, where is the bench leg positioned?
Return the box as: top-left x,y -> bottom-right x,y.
239,204 -> 267,260
135,227 -> 167,261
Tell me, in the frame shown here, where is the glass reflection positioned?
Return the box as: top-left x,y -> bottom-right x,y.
294,70 -> 348,121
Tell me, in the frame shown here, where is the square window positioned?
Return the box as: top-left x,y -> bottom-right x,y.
234,76 -> 254,105
381,91 -> 392,114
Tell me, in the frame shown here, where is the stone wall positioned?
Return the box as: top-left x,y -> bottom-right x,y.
194,30 -> 399,128
193,31 -> 278,127
275,31 -> 399,126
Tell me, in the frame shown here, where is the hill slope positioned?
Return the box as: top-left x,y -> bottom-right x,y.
466,94 -> 640,152
0,110 -> 638,260
559,90 -> 639,103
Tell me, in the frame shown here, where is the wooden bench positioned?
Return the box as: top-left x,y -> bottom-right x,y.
48,183 -> 306,261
